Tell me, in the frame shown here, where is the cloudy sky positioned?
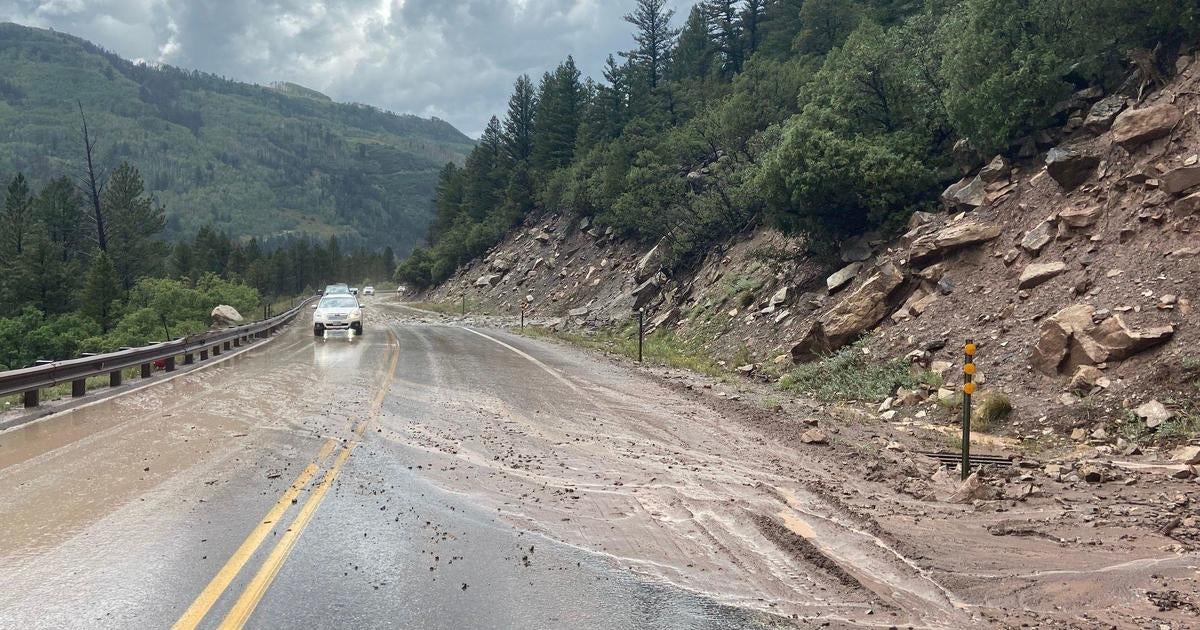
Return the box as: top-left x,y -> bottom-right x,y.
0,0 -> 697,136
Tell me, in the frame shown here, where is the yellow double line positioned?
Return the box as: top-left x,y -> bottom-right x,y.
174,331 -> 399,630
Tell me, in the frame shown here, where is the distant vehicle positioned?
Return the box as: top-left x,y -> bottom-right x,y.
324,283 -> 350,295
397,285 -> 408,294
363,286 -> 375,296
313,294 -> 364,336
349,287 -> 359,296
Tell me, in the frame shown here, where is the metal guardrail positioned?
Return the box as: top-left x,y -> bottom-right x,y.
0,296 -> 317,409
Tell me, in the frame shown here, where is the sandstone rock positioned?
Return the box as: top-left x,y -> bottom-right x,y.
1173,445 -> 1200,465
1135,399 -> 1173,429
631,272 -> 665,310
1080,465 -> 1103,483
633,240 -> 666,283
799,428 -> 828,445
1083,94 -> 1127,132
790,320 -> 832,363
1045,147 -> 1099,190
942,174 -> 986,210
907,211 -> 936,230
947,472 -> 995,503
1021,220 -> 1056,254
1058,204 -> 1102,228
767,286 -> 790,308
1019,261 -> 1068,289
1068,365 -> 1105,393
578,216 -> 591,231
979,155 -> 1010,183
1070,427 -> 1088,441
1090,315 -> 1174,361
532,229 -> 551,243
1176,191 -> 1200,214
568,306 -> 590,317
909,220 -> 1002,264
1111,103 -> 1182,150
489,257 -> 513,273
936,387 -> 959,407
475,274 -> 500,287
1030,304 -> 1105,375
1160,165 -> 1200,195
211,305 -> 243,327
820,262 -> 906,345
826,262 -> 862,294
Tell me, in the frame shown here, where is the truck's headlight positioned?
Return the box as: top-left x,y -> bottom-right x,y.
350,309 -> 362,319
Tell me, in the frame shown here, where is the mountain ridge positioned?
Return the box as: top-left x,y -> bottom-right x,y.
0,22 -> 474,253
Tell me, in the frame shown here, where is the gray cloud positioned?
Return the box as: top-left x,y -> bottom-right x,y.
0,0 -> 696,136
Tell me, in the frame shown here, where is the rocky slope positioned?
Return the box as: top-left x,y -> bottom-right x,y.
425,52 -> 1199,462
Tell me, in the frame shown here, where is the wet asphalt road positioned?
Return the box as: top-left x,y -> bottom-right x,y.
0,302 -> 781,629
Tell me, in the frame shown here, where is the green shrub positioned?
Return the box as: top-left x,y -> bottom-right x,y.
780,338 -> 918,402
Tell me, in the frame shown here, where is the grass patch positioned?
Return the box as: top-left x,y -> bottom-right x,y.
972,390 -> 1013,432
778,338 -> 926,402
522,323 -> 725,377
1117,402 -> 1200,446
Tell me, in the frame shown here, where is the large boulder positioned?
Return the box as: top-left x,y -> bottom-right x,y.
1083,94 -> 1127,133
941,174 -> 986,210
1045,147 -> 1100,190
1031,305 -> 1105,375
1032,305 -> 1175,374
1089,315 -> 1174,361
1058,203 -> 1102,228
909,220 -> 1002,264
489,257 -> 513,273
821,262 -> 906,345
1021,219 -> 1056,254
475,274 -> 500,287
1111,103 -> 1182,150
1018,261 -> 1068,289
826,262 -> 862,294
1160,165 -> 1200,195
631,272 -> 665,310
978,155 -> 1010,183
211,305 -> 244,327
633,240 -> 667,283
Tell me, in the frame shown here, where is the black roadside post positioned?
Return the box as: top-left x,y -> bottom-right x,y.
962,339 -> 977,480
159,313 -> 171,341
462,294 -> 466,316
638,308 -> 645,363
520,303 -> 526,331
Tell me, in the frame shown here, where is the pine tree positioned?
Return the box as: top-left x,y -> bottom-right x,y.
103,162 -> 166,289
531,57 -> 583,171
503,75 -> 537,164
701,0 -> 744,75
672,6 -> 719,81
622,0 -> 680,90
797,0 -> 859,54
82,252 -> 122,331
34,177 -> 85,263
741,0 -> 768,57
759,0 -> 804,57
3,173 -> 33,260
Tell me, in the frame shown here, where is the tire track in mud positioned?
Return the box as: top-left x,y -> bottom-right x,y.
376,314 -> 980,627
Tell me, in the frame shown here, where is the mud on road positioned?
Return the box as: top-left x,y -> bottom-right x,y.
383,304 -> 1200,629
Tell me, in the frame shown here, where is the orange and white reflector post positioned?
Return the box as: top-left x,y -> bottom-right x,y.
961,339 -> 977,480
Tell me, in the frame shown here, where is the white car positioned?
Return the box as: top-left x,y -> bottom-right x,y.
363,286 -> 375,296
313,295 -> 364,336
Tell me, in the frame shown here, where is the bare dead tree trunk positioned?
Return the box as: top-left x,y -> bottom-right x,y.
78,101 -> 107,252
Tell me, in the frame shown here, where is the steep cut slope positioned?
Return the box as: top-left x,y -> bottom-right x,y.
426,51 -> 1199,450
0,23 -> 474,252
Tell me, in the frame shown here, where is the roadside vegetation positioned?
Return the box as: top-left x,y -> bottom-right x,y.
778,337 -> 935,402
523,323 -> 726,377
399,0 -> 1198,288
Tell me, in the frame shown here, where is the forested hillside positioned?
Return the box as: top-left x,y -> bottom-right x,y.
399,0 -> 1198,286
0,22 -> 474,252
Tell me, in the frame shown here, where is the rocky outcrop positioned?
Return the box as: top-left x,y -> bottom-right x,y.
475,274 -> 500,287
1045,147 -> 1099,190
1111,103 -> 1182,150
909,220 -> 1002,264
634,240 -> 667,283
631,272 -> 665,310
792,262 -> 905,362
1032,305 -> 1175,375
211,305 -> 243,327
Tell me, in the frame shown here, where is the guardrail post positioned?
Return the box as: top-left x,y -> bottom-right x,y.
233,337 -> 241,347
140,363 -> 151,378
109,370 -> 122,387
184,353 -> 194,365
223,341 -> 231,351
23,389 -> 39,408
72,379 -> 86,397
199,349 -> 209,361
166,356 -> 176,372
212,344 -> 221,356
